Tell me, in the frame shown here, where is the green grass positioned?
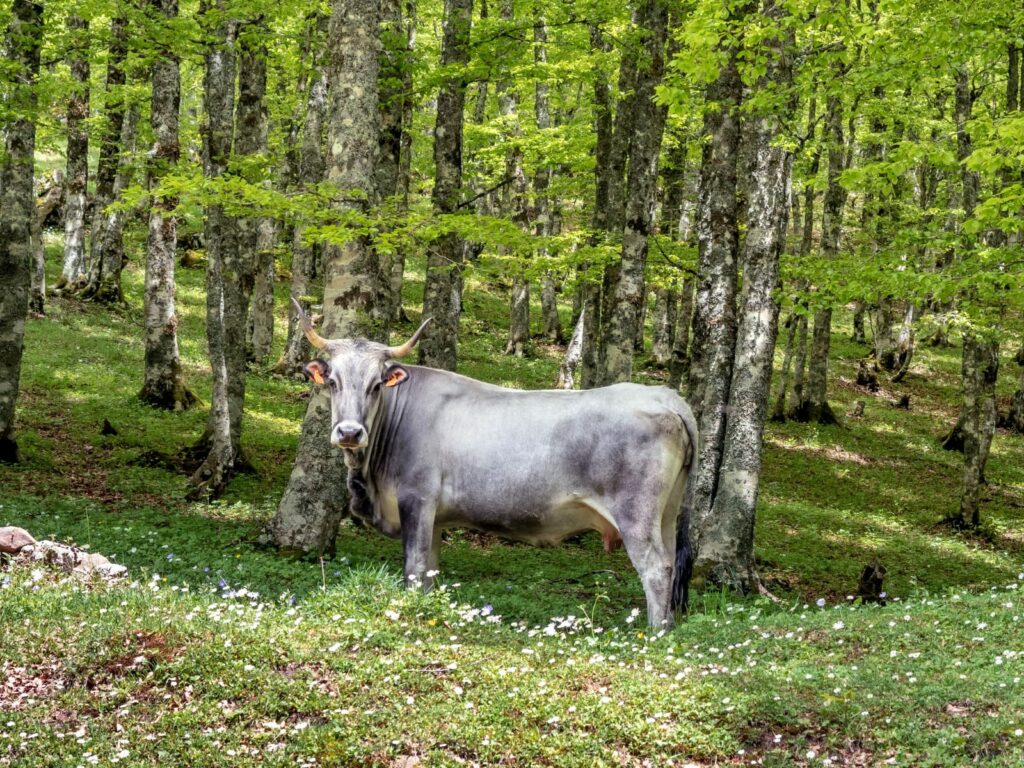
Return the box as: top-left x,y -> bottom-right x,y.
2,235 -> 1024,765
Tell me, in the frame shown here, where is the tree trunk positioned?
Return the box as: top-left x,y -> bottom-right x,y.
266,0 -> 386,554
668,277 -> 694,391
692,0 -> 792,591
81,103 -> 139,304
81,13 -> 128,303
872,297 -> 896,369
57,15 -> 90,292
0,0 -> 43,464
795,88 -> 846,424
247,218 -> 277,365
30,172 -> 63,314
419,0 -> 473,371
556,308 -> 585,389
770,313 -> 796,421
534,15 -> 563,346
389,0 -> 416,322
600,0 -> 669,384
189,10 -> 268,500
276,13 -> 328,375
140,0 -> 194,411
579,23 -> 614,389
890,303 -> 915,382
650,286 -> 677,366
954,335 -> 998,528
1004,345 -> 1024,433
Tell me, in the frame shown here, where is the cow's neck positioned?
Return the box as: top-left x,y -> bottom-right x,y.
344,383 -> 408,534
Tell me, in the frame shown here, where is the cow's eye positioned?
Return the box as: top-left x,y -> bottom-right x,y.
327,379 -> 338,389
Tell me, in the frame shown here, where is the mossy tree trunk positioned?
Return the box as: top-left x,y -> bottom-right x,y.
954,334 -> 998,528
419,0 -> 473,371
266,0 -> 386,554
0,0 -> 43,464
140,0 -> 195,411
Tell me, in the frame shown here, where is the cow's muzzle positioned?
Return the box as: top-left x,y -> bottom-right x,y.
332,421 -> 368,450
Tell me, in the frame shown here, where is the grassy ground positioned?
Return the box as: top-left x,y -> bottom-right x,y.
2,239 -> 1024,765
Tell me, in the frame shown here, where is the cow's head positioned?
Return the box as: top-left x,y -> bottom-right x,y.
293,298 -> 430,451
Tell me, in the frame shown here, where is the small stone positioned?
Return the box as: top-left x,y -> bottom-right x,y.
0,526 -> 35,555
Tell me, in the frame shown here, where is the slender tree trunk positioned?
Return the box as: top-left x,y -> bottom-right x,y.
0,0 -> 43,464
580,23 -> 613,389
419,0 -> 473,370
57,15 -> 90,292
81,14 -> 128,303
140,0 -> 194,411
890,303 -> 915,382
556,308 -> 585,389
795,88 -> 846,425
771,313 -> 796,421
668,277 -> 694,391
266,0 -> 386,554
534,15 -> 563,346
247,218 -> 277,365
954,334 -> 998,528
276,14 -> 328,374
600,0 -> 669,384
693,0 -> 792,591
1004,345 -> 1024,433
190,11 -> 269,499
30,172 -> 62,314
650,286 -> 677,366
390,0 -> 417,322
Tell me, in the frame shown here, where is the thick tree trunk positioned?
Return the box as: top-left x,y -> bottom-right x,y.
872,297 -> 896,369
276,14 -> 328,374
419,0 -> 473,371
140,0 -> 194,411
0,0 -> 43,464
693,0 -> 792,591
267,0 -> 386,554
30,172 -> 62,314
81,103 -> 139,304
890,303 -> 915,382
954,335 -> 998,528
57,15 -> 90,292
82,13 -> 128,303
600,0 -> 669,384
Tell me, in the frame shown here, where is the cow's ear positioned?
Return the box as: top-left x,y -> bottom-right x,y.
382,365 -> 409,388
304,360 -> 330,386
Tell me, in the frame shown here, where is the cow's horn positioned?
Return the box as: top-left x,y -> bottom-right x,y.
290,296 -> 330,351
388,318 -> 432,358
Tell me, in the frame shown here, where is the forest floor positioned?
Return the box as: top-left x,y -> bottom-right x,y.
2,245 -> 1024,766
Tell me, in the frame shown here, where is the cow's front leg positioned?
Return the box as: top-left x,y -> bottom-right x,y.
400,500 -> 438,591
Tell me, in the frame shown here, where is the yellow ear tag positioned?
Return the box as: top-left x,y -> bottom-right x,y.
311,368 -> 325,385
384,368 -> 407,388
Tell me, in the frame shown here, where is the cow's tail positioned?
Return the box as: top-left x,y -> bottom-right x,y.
671,407 -> 699,614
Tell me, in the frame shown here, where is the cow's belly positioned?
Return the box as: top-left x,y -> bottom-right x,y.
439,496 -> 621,551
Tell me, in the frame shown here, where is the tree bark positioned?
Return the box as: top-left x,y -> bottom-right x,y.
556,308 -> 585,389
81,13 -> 128,303
30,171 -> 62,314
600,0 -> 669,384
692,0 -> 792,591
650,286 -> 677,366
140,0 -> 194,411
770,313 -> 796,421
0,0 -> 43,464
954,334 -> 998,528
668,277 -> 694,391
534,15 -> 563,346
579,23 -> 614,389
1004,345 -> 1024,433
247,217 -> 277,365
276,13 -> 328,374
419,0 -> 473,371
267,0 -> 386,554
795,88 -> 846,425
56,14 -> 90,292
